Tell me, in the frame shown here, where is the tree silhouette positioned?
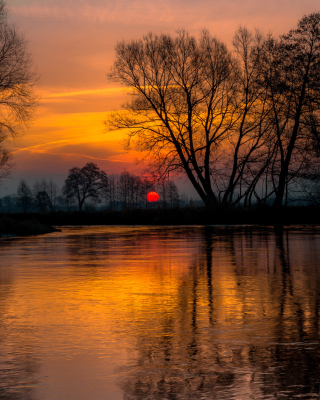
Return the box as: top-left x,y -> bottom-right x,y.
16,179 -> 32,213
262,13 -> 320,207
0,0 -> 37,183
63,163 -> 107,212
107,30 -> 237,208
107,14 -> 320,208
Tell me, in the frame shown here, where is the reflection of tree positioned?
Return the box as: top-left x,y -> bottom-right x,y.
267,227 -> 320,395
204,227 -> 215,326
118,227 -> 320,399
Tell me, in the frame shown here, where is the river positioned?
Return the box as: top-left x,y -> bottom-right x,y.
1,225 -> 320,399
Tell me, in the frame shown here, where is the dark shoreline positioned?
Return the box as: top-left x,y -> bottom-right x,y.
0,215 -> 58,237
1,206 -> 320,237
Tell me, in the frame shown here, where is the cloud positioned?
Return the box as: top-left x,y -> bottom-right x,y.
13,141 -> 120,160
10,0 -> 183,25
7,106 -> 139,181
9,0 -> 317,23
10,0 -> 289,27
44,87 -> 126,99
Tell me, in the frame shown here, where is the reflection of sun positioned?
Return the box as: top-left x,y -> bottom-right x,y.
147,191 -> 159,202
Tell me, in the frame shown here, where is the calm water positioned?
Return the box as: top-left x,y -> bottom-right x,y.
1,225 -> 320,400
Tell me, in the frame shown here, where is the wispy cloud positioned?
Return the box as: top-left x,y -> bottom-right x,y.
10,0 -> 320,37
10,0 -> 187,25
43,87 -> 127,99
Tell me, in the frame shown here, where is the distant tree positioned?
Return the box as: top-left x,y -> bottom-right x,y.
0,1 -> 37,183
0,147 -> 13,185
140,176 -> 156,209
54,195 -> 64,211
35,191 -> 51,212
117,171 -> 144,210
104,175 -> 118,210
47,180 -> 58,211
158,180 -> 180,208
16,179 -> 32,212
117,171 -> 131,210
166,181 -> 180,207
33,179 -> 51,212
1,194 -> 17,212
63,163 -> 108,212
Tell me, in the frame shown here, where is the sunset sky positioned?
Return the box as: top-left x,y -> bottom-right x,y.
1,0 -> 320,195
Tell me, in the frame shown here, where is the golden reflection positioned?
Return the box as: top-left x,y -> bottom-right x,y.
0,226 -> 320,399
0,270 -> 40,399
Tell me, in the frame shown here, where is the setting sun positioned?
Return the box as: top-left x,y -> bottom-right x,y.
147,191 -> 159,202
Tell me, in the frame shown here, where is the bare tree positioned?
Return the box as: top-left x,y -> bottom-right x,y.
260,13 -> 320,207
107,30 -> 238,208
0,1 -> 37,182
33,179 -> 51,212
158,179 -> 179,208
107,15 -> 320,208
63,163 -> 108,212
218,27 -> 275,206
140,175 -> 156,209
117,171 -> 144,210
104,175 -> 118,210
47,180 -> 58,211
118,171 -> 132,210
0,146 -> 13,184
16,179 -> 32,212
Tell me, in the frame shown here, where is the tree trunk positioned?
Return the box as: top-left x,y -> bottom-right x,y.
273,167 -> 288,208
203,195 -> 219,209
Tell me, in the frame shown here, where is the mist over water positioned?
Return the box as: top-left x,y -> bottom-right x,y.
0,226 -> 320,399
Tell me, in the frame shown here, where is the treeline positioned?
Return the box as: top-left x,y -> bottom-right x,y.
2,161 -> 320,215
0,163 -> 195,213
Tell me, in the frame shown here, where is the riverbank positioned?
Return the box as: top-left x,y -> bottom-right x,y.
2,205 -> 320,229
0,215 -> 58,237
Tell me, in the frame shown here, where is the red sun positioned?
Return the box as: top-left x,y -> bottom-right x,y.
147,191 -> 159,202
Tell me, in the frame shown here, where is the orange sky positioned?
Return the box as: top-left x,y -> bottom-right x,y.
2,0 -> 320,194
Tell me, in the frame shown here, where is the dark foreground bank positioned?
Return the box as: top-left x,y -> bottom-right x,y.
1,206 -> 320,232
0,215 -> 58,237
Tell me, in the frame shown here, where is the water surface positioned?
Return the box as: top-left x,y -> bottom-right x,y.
1,225 -> 320,399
